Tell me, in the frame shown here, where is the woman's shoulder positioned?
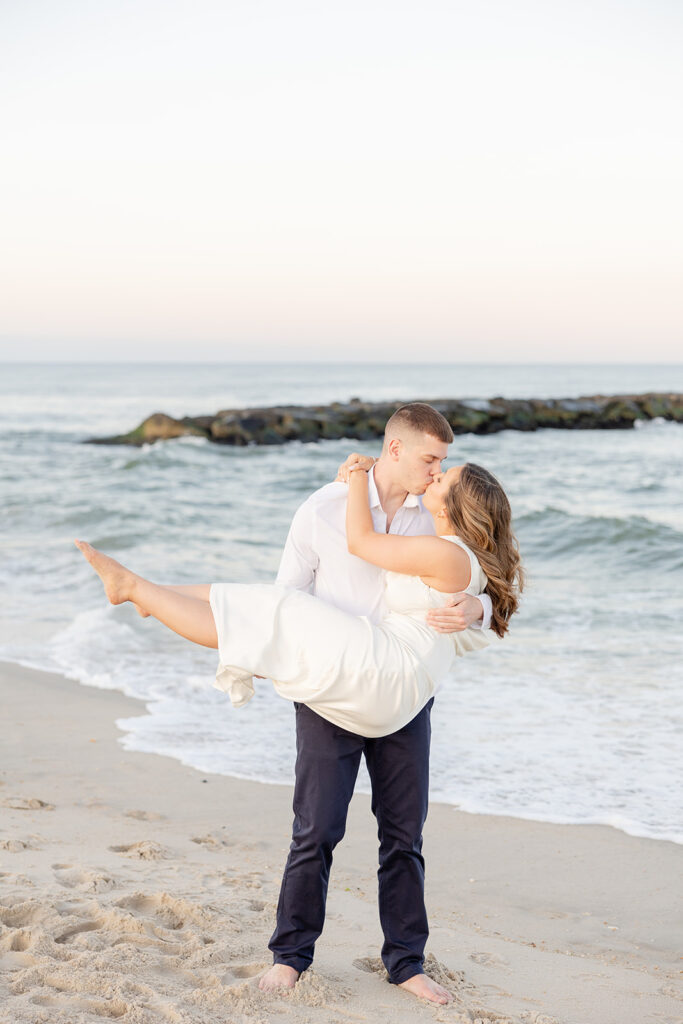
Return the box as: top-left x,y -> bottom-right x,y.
442,535 -> 472,554
442,536 -> 488,593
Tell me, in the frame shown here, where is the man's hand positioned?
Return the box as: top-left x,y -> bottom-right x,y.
425,593 -> 484,633
336,452 -> 377,482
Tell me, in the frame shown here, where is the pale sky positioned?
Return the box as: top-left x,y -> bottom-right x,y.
1,0 -> 681,361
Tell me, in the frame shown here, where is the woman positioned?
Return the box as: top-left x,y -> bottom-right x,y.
74,456 -> 523,738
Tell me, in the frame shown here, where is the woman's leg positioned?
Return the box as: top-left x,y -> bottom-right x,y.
75,541 -> 218,649
134,584 -> 211,618
160,584 -> 212,601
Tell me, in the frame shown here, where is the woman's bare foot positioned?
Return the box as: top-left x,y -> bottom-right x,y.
133,604 -> 150,618
398,973 -> 452,1004
258,964 -> 300,992
74,540 -> 135,606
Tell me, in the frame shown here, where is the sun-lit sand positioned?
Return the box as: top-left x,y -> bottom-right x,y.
1,661 -> 681,1024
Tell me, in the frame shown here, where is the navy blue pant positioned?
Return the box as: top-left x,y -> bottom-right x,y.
268,698 -> 433,984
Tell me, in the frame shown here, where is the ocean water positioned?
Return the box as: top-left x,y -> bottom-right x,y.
1,362 -> 682,844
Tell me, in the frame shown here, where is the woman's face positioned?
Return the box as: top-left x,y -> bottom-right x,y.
422,465 -> 463,515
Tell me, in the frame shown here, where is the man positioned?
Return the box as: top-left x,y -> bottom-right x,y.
259,403 -> 492,1004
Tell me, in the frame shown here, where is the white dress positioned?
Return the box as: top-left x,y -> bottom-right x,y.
209,535 -> 489,738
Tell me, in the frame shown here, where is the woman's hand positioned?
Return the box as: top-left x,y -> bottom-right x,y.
336,453 -> 377,483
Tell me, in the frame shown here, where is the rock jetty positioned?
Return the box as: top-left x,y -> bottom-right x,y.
86,393 -> 683,448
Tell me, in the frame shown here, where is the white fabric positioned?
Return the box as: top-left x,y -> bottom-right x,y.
210,535 -> 490,738
276,466 -> 493,627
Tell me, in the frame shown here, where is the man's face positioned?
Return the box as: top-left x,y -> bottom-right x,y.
391,432 -> 449,494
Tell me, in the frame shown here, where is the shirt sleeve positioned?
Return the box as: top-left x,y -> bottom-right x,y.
471,592 -> 493,630
276,500 -> 319,592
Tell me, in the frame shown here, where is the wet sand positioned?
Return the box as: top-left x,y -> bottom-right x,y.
1,661 -> 681,1024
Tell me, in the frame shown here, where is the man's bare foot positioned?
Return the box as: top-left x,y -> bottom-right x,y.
258,964 -> 300,992
74,540 -> 134,606
398,973 -> 452,1004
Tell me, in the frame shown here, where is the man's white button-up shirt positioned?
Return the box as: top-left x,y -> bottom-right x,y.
277,467 -> 492,628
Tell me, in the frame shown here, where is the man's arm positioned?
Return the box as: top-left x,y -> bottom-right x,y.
425,592 -> 493,633
276,500 -> 319,591
247,501 -> 319,680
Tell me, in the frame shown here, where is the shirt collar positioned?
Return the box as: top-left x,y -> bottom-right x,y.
368,465 -> 421,511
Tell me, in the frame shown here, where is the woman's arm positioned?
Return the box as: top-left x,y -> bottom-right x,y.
345,470 -> 471,591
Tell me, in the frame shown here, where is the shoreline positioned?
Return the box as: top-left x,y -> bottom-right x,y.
1,661 -> 681,1024
2,657 -> 680,848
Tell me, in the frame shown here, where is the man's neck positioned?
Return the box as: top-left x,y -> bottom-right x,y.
373,457 -> 409,529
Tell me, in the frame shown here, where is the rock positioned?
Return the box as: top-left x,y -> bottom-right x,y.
85,393 -> 683,448
601,398 -> 643,428
87,412 -> 209,446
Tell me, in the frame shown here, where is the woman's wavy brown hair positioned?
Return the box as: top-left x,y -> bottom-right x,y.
445,463 -> 524,638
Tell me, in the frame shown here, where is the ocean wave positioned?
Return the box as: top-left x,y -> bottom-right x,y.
425,796 -> 683,845
2,614 -> 681,848
517,507 -> 683,572
3,362 -> 683,852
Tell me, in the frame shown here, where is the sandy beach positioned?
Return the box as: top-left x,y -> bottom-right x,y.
1,661 -> 680,1024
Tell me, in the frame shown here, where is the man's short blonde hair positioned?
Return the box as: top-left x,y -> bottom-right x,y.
384,403 -> 454,446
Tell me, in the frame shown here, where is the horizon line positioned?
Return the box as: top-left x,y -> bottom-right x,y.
2,358 -> 683,367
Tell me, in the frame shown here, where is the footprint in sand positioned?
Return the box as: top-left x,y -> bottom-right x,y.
190,834 -> 230,850
0,838 -> 33,852
48,900 -> 187,956
52,865 -> 116,892
0,902 -> 51,967
224,871 -> 264,890
124,809 -> 166,821
285,968 -> 352,1004
353,952 -> 468,990
352,952 -> 532,1019
1,797 -> 54,811
352,955 -> 385,975
19,963 -> 153,1015
469,951 -> 512,970
421,952 -> 470,990
108,840 -> 165,860
115,892 -> 214,930
34,995 -> 127,1019
30,991 -> 129,1018
0,871 -> 34,889
225,962 -> 267,980
469,1013 -> 519,1023
519,1015 -> 562,1024
4,928 -> 34,952
54,920 -> 103,944
0,901 -> 44,928
657,983 -> 682,999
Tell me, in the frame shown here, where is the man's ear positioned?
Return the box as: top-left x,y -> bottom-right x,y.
387,437 -> 402,461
